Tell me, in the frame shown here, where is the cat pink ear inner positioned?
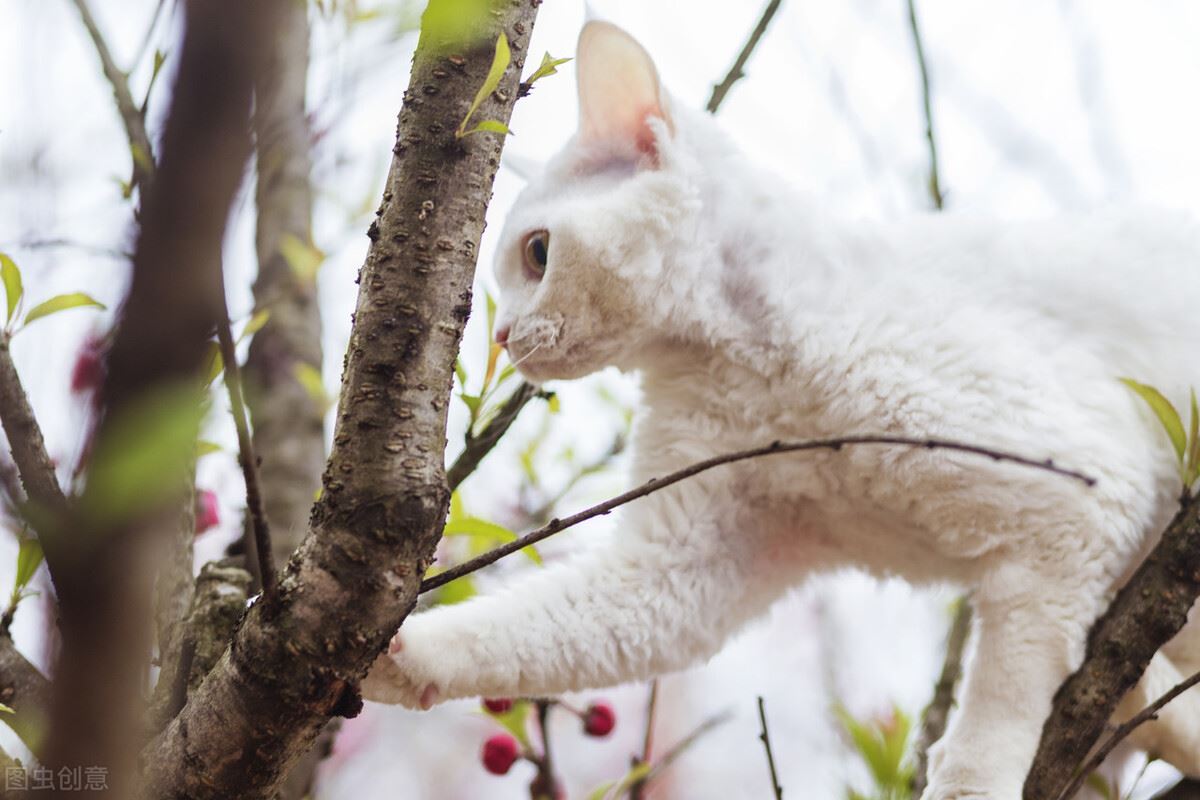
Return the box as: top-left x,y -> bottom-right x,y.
576,21 -> 673,157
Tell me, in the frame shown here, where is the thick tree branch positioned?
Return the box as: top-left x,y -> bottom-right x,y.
911,598 -> 972,798
0,342 -> 67,520
422,436 -> 1094,593
1025,491 -> 1200,799
69,0 -> 156,191
139,5 -> 541,796
1056,668 -> 1200,800
706,0 -> 783,113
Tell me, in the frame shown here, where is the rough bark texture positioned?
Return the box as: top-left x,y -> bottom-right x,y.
245,0 -> 325,570
148,474 -> 196,732
0,634 -> 49,753
140,3 -> 540,796
0,343 -> 66,519
43,0 -> 276,794
1025,492 -> 1200,799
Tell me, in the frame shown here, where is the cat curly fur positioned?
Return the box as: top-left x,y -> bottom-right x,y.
364,21 -> 1200,799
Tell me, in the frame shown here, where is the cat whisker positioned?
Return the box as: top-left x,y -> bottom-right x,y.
508,342 -> 544,369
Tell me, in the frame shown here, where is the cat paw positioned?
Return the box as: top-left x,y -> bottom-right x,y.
360,630 -> 444,709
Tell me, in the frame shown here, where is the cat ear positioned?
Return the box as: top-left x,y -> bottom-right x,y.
576,21 -> 673,158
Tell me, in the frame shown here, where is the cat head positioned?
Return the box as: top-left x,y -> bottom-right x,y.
492,21 -> 710,383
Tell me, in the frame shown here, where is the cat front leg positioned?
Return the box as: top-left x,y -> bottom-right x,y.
922,561 -> 1110,800
361,494 -> 797,708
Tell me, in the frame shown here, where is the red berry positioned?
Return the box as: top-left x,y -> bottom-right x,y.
582,702 -> 615,737
483,698 -> 513,714
70,334 -> 107,395
481,733 -> 519,775
195,490 -> 220,534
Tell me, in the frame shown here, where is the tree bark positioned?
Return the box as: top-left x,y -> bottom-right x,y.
1025,492 -> 1200,799
0,634 -> 49,754
140,3 -> 540,796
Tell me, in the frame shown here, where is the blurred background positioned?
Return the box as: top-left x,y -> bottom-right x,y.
1,0 -> 1199,797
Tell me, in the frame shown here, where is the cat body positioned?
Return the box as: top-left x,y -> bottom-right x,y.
364,22 -> 1200,799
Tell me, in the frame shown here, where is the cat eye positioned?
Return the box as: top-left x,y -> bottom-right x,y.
523,230 -> 550,280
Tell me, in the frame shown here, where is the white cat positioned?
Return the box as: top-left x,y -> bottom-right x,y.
364,21 -> 1200,799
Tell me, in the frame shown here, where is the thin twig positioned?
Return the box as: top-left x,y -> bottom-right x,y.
421,435 -> 1094,593
757,696 -> 784,800
638,710 -> 733,790
629,679 -> 660,800
530,699 -> 560,800
910,597 -> 973,798
69,0 -> 157,191
905,0 -> 943,209
1055,669 -> 1200,800
215,312 -> 276,597
706,0 -> 784,113
447,381 -> 542,491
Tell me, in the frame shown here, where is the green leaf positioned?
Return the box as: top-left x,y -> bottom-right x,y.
485,290 -> 497,336
0,253 -> 23,324
524,52 -> 571,86
13,538 -> 43,594
1085,773 -> 1115,800
586,782 -> 617,800
203,342 -> 224,387
22,293 -> 105,327
293,363 -> 329,412
448,490 -> 465,524
0,703 -> 13,715
444,516 -> 541,565
435,574 -> 476,605
456,32 -> 510,138
238,309 -> 271,343
280,233 -> 326,283
454,358 -> 468,387
460,119 -> 512,137
131,143 -> 154,177
420,0 -> 493,49
196,440 -> 222,458
1120,378 -> 1187,463
83,385 -> 206,521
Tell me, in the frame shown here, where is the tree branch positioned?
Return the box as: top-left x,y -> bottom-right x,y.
706,0 -> 784,113
216,310 -> 276,597
422,436 -> 1094,593
447,381 -> 541,491
0,342 -> 67,520
140,4 -> 541,796
905,0 -> 944,210
757,696 -> 784,800
0,633 -> 50,755
1055,668 -> 1200,800
69,0 -> 157,191
1025,491 -> 1200,799
910,597 -> 972,798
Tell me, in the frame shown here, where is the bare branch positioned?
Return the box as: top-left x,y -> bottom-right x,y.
1055,668 -> 1200,800
447,381 -> 542,492
706,0 -> 784,113
421,435 -> 1094,593
216,311 -> 276,597
1025,491 -> 1200,799
905,0 -> 943,210
757,696 -> 784,800
911,598 -> 973,798
69,0 -> 156,191
0,342 -> 67,519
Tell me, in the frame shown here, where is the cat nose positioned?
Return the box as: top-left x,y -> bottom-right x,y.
494,324 -> 511,347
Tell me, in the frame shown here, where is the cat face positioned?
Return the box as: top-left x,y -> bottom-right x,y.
492,22 -> 694,383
